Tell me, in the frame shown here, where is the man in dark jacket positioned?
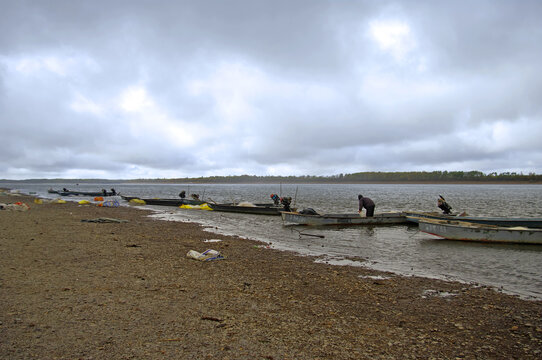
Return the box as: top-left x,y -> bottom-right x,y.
358,194 -> 375,217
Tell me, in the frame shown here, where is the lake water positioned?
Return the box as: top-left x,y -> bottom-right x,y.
5,182 -> 542,300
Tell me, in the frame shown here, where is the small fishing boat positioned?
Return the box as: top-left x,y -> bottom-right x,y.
411,217 -> 542,244
281,211 -> 408,226
120,195 -> 206,206
207,202 -> 286,216
405,211 -> 542,229
48,189 -> 118,197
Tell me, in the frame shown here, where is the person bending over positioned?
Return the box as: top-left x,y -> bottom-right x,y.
358,194 -> 375,217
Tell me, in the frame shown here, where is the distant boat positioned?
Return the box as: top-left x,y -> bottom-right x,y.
412,217 -> 542,245
48,189 -> 117,197
405,211 -> 542,229
207,202 -> 286,216
281,211 -> 408,226
120,195 -> 206,206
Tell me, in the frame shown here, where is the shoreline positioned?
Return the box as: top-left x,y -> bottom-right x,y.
1,191 -> 541,358
3,180 -> 542,185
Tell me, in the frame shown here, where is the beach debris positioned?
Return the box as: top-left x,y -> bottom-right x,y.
78,200 -> 91,205
98,199 -> 120,207
81,217 -> 129,223
186,249 -> 224,261
421,289 -> 459,299
359,275 -> 391,281
299,232 -> 325,238
201,315 -> 224,322
33,198 -> 43,204
94,196 -> 104,201
52,198 -> 67,204
0,202 -> 30,211
254,244 -> 272,249
290,228 -> 325,239
203,239 -> 223,243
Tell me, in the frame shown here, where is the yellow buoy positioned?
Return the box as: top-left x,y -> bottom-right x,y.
129,199 -> 146,205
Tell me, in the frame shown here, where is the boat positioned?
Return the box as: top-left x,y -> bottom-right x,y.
120,195 -> 207,206
207,202 -> 287,216
48,189 -> 118,197
405,211 -> 542,229
411,217 -> 542,245
281,211 -> 409,226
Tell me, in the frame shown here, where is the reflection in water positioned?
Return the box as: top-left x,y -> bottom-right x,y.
6,182 -> 542,300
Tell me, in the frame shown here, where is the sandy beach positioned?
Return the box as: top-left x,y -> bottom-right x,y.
1,191 -> 541,359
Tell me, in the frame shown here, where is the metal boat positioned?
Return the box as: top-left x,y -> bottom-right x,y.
405,211 -> 542,228
411,217 -> 542,244
48,189 -> 117,197
120,195 -> 206,206
281,211 -> 408,226
207,203 -> 286,215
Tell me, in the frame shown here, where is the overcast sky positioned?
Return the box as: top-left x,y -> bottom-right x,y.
1,0 -> 541,180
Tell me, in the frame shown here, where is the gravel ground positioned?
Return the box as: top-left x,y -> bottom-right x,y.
1,191 -> 541,359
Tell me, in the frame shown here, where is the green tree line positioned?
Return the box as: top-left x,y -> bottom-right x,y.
2,171 -> 541,184
127,171 -> 542,184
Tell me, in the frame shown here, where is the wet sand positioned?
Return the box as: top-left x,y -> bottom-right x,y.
1,191 -> 541,359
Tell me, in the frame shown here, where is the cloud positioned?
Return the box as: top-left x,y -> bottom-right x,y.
0,0 -> 541,179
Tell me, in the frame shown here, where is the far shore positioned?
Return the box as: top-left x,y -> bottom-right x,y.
0,178 -> 542,185
2,180 -> 542,185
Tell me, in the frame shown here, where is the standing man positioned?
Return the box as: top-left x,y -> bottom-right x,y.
358,194 -> 375,217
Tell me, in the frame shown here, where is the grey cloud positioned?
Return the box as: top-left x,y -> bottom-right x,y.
1,0 -> 541,179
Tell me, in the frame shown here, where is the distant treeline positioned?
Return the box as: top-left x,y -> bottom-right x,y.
146,171 -> 542,184
2,171 -> 541,184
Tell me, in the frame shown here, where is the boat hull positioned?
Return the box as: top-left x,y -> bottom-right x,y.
208,203 -> 285,215
281,212 -> 408,226
120,196 -> 206,206
415,218 -> 542,244
49,189 -> 117,197
405,211 -> 542,229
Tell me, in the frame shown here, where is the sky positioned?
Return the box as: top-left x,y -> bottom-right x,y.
1,0 -> 542,180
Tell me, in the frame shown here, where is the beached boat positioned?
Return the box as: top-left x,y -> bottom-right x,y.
207,203 -> 286,215
48,189 -> 117,197
120,195 -> 206,206
405,211 -> 542,228
281,211 -> 408,226
412,217 -> 542,244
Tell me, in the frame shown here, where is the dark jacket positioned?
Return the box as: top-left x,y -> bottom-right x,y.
359,197 -> 375,211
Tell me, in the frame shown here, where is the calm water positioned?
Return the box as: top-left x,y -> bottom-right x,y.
5,182 -> 542,300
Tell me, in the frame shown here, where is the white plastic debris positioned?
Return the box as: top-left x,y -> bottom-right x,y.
186,249 -> 224,261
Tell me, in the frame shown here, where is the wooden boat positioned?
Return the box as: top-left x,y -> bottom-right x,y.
120,195 -> 206,206
405,211 -> 542,229
281,211 -> 408,226
412,217 -> 542,244
48,189 -> 117,196
207,203 -> 286,215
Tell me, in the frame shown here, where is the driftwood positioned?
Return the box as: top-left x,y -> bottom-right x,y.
81,218 -> 129,223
